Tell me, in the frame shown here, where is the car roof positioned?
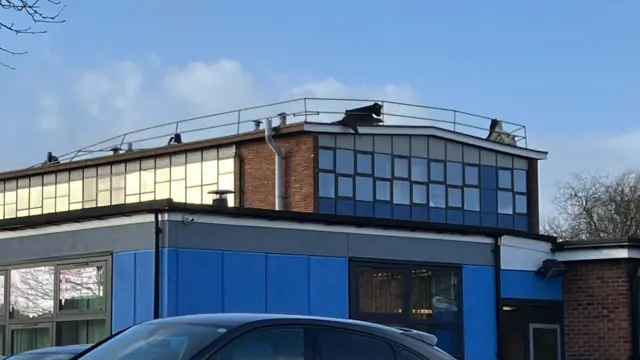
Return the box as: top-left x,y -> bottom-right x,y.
20,344 -> 92,355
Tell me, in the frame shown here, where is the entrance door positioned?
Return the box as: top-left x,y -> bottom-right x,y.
9,323 -> 53,355
529,324 -> 561,360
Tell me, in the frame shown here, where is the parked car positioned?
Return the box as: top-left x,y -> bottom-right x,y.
6,345 -> 91,360
73,313 -> 457,360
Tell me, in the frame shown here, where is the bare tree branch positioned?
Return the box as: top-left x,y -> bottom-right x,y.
0,0 -> 65,69
541,170 -> 640,241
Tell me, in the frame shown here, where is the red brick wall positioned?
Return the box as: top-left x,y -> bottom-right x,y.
563,260 -> 632,360
236,133 -> 315,212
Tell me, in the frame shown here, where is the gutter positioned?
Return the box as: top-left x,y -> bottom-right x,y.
493,235 -> 503,360
153,211 -> 162,319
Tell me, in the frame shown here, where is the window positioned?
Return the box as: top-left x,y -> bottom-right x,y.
336,149 -> 354,174
411,158 -> 428,182
315,329 -> 395,360
215,327 -> 304,360
10,266 -> 54,319
396,346 -> 424,360
357,153 -> 372,174
394,157 -> 409,178
447,188 -> 462,208
413,184 -> 427,204
515,194 -> 528,214
338,177 -> 353,198
319,173 -> 335,198
376,181 -> 391,201
514,169 -> 527,193
429,184 -> 445,208
319,149 -> 334,170
59,263 -> 106,312
393,181 -> 410,205
430,162 -> 444,182
498,191 -> 513,214
56,319 -> 108,346
498,169 -> 512,189
464,188 -> 480,211
446,162 -> 463,186
355,177 -> 373,201
374,154 -> 392,179
464,165 -> 479,186
357,266 -> 404,314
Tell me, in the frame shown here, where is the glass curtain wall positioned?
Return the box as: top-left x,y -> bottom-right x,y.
0,256 -> 110,356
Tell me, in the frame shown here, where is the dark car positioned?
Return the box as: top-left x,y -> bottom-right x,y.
73,313 -> 457,360
6,345 -> 91,360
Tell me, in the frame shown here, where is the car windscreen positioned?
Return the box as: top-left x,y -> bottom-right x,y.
7,354 -> 79,360
76,322 -> 229,360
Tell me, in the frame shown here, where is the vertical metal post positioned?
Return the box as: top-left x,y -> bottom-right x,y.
236,110 -> 242,134
303,98 -> 308,123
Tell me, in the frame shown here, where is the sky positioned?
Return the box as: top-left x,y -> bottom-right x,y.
0,1 -> 638,219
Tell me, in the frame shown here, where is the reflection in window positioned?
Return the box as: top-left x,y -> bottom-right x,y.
430,161 -> 445,182
429,184 -> 446,208
464,165 -> 479,186
356,177 -> 373,201
411,269 -> 459,321
319,173 -> 335,198
374,154 -> 392,179
393,181 -> 410,205
446,162 -> 463,186
464,188 -> 480,211
447,188 -> 462,208
394,157 -> 409,178
336,149 -> 354,174
56,319 -> 108,346
338,177 -> 353,197
498,169 -> 512,189
515,194 -> 528,213
357,153 -> 372,174
514,169 -> 527,193
358,267 -> 403,314
411,158 -> 428,182
216,328 -> 305,360
319,149 -> 334,170
10,266 -> 55,319
376,181 -> 391,201
316,328 -> 395,360
498,191 -> 513,214
11,327 -> 51,354
59,265 -> 106,312
413,184 -> 427,204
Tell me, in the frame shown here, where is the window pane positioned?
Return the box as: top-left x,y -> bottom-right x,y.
430,161 -> 445,182
446,162 -> 463,186
59,264 -> 106,312
429,184 -> 446,208
448,187 -> 462,207
318,173 -> 335,198
464,188 -> 480,211
319,149 -> 334,170
357,153 -> 372,174
498,191 -> 513,214
514,169 -> 527,193
515,194 -> 528,213
465,165 -> 479,186
316,329 -> 395,360
413,184 -> 427,204
336,149 -> 354,174
394,157 -> 409,178
10,267 -> 54,319
498,169 -> 512,189
338,177 -> 353,198
11,327 -> 51,354
375,180 -> 391,201
56,319 -> 108,346
411,269 -> 459,321
216,328 -> 304,360
356,177 -> 373,201
410,158 -> 428,182
393,181 -> 410,205
374,154 -> 392,178
357,267 -> 403,314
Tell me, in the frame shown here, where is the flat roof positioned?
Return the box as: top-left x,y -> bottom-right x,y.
0,199 -> 556,243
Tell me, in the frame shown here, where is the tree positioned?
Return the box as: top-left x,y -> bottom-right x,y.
542,171 -> 640,241
1,0 -> 65,69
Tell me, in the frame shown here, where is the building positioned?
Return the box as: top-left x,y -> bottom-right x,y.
0,98 -> 631,359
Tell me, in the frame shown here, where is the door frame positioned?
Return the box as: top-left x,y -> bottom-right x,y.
528,323 -> 561,360
8,322 -> 54,355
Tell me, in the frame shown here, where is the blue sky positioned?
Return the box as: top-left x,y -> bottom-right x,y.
0,0 -> 638,216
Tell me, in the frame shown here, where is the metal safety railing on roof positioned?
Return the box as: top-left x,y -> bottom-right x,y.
29,97 -> 528,168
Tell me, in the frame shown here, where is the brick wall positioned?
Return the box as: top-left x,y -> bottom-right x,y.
563,260 -> 632,360
236,133 -> 315,212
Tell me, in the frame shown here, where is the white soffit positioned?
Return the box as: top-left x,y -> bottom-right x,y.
556,247 -> 640,262
501,235 -> 554,271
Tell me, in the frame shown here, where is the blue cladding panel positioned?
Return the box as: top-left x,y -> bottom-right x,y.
464,211 -> 480,226
393,205 -> 411,220
223,251 -> 267,313
411,206 -> 429,221
481,213 -> 497,227
430,208 -> 446,223
480,165 -> 497,189
447,209 -> 464,224
497,214 -> 514,229
336,199 -> 355,216
177,249 -> 223,315
481,189 -> 497,213
374,203 -> 392,218
318,198 -> 335,214
501,269 -> 562,301
309,257 -> 349,318
462,265 -> 497,360
355,201 -> 374,217
514,215 -> 529,231
112,250 -> 154,333
266,254 -> 310,314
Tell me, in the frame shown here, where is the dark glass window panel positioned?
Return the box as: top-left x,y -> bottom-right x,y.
358,267 -> 404,314
413,184 -> 427,204
464,165 -> 479,186
393,180 -> 410,205
355,176 -> 373,201
315,329 -> 395,360
498,191 -> 513,214
498,169 -> 512,189
375,180 -> 391,201
338,176 -> 353,197
336,149 -> 354,174
394,157 -> 409,178
448,187 -> 462,208
446,162 -> 463,186
514,169 -> 527,193
430,161 -> 445,182
515,194 -> 527,213
319,149 -> 334,170
357,153 -> 372,174
318,173 -> 335,198
429,184 -> 446,208
374,154 -> 392,179
411,158 -> 428,182
464,188 -> 480,211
